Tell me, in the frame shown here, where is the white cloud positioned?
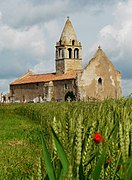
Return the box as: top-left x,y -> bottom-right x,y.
32,59 -> 55,74
89,0 -> 132,80
0,0 -> 69,27
0,0 -> 117,28
0,14 -> 48,80
115,1 -> 132,24
102,0 -> 132,53
0,23 -> 46,58
44,20 -> 60,39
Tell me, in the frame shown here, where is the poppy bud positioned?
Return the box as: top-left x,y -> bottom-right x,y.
107,159 -> 110,164
117,165 -> 121,171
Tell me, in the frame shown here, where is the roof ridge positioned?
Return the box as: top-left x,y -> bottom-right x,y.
31,72 -> 56,76
10,71 -> 80,85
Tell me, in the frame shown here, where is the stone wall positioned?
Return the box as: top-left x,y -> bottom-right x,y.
10,79 -> 76,102
10,83 -> 44,103
65,59 -> 82,73
76,49 -> 122,100
56,60 -> 65,74
53,79 -> 76,101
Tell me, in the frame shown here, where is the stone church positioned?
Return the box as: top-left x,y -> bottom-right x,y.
10,17 -> 122,103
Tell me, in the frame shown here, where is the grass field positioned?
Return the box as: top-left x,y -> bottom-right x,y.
0,98 -> 131,179
0,107 -> 42,179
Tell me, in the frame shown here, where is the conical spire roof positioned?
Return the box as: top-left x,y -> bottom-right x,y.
60,17 -> 77,43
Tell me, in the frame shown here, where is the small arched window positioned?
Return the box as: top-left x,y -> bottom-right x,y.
98,77 -> 102,85
59,48 -> 63,59
74,48 -> 79,59
68,48 -> 72,58
64,83 -> 68,90
72,40 -> 75,45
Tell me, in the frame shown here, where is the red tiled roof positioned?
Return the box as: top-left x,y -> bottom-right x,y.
11,70 -> 81,85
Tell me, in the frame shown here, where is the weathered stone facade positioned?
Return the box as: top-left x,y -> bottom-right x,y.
10,71 -> 77,102
76,47 -> 122,100
10,18 -> 122,102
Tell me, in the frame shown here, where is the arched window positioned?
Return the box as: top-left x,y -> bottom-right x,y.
74,48 -> 79,59
72,40 -> 75,45
65,91 -> 76,101
68,48 -> 72,58
59,48 -> 63,59
64,83 -> 68,90
98,77 -> 102,85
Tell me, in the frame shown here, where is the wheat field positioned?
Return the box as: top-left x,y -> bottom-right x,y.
0,98 -> 131,179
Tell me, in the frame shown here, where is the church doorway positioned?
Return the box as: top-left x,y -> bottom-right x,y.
65,91 -> 76,101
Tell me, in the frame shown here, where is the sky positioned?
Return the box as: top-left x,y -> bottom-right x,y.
0,0 -> 132,96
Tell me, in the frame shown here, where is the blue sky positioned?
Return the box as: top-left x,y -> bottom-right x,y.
0,0 -> 131,96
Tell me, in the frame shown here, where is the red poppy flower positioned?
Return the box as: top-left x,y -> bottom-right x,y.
107,159 -> 110,164
93,132 -> 104,144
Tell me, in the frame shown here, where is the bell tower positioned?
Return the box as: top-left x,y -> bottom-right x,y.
56,17 -> 82,74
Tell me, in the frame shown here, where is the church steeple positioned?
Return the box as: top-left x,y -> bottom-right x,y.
55,17 -> 82,74
60,17 -> 77,44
